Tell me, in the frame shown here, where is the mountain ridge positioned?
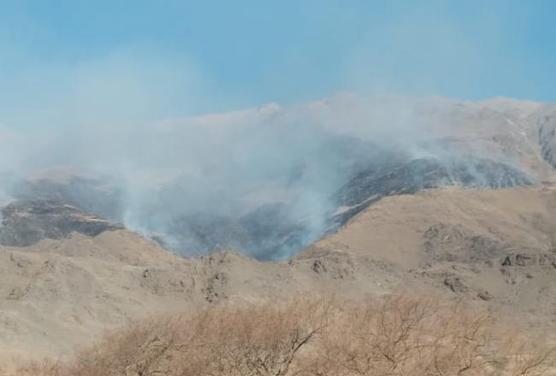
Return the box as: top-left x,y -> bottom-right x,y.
2,96 -> 556,365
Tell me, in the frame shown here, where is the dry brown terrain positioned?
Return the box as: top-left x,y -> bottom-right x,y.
1,185 -> 556,370
305,186 -> 556,332
13,296 -> 556,376
2,96 -> 556,373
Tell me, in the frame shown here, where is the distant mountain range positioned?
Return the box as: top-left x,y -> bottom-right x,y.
2,95 -> 556,259
1,96 -> 556,365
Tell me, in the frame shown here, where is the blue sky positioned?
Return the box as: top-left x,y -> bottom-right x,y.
1,0 -> 555,125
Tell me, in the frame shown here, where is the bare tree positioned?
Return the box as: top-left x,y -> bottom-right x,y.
14,295 -> 555,376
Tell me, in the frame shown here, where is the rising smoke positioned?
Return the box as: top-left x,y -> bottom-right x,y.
0,89 -> 537,259
0,2 -> 543,259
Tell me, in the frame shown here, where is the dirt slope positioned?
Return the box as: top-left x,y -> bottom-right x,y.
0,229 -> 410,365
2,186 -> 556,366
303,185 -> 556,334
2,96 -> 556,367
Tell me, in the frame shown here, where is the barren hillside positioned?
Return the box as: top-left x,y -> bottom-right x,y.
2,97 -> 556,369
2,187 -> 556,367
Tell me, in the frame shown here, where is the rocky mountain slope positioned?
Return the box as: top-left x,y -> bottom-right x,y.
0,227 -> 408,365
2,96 -> 556,366
304,186 -> 556,327
6,96 -> 556,259
2,186 -> 556,366
0,200 -> 123,247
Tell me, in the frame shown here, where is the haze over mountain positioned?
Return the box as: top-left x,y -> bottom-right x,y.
1,97 -> 556,368
1,94 -> 553,260
2,2 -> 556,373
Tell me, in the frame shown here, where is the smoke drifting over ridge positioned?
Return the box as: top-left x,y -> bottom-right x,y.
0,89 -> 544,259
3,2 -> 556,258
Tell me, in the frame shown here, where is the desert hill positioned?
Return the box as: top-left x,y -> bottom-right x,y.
7,95 -> 556,259
0,227 -> 403,365
2,186 -> 556,366
304,186 -> 556,332
1,96 -> 556,368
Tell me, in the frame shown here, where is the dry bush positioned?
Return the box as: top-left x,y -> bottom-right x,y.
306,296 -> 555,376
16,298 -> 327,376
182,299 -> 327,376
13,296 -> 555,376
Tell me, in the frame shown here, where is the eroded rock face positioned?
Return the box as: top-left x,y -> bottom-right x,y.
537,106 -> 556,169
0,200 -> 123,247
501,253 -> 556,268
331,157 -> 533,227
13,175 -> 124,220
423,223 -> 511,263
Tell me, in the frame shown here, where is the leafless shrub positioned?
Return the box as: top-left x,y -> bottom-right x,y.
305,296 -> 555,376
13,295 -> 555,376
180,298 -> 327,376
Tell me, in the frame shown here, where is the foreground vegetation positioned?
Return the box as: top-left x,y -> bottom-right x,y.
13,295 -> 555,376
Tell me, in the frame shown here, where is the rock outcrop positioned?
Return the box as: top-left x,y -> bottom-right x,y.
0,200 -> 123,247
